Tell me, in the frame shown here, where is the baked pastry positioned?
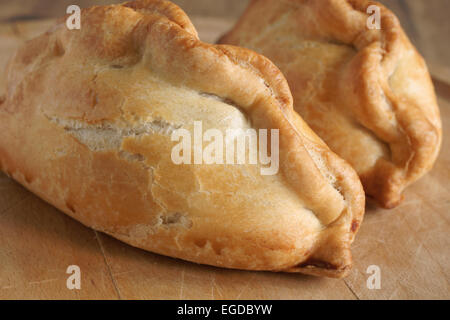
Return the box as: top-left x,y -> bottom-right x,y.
0,0 -> 364,278
220,0 -> 442,208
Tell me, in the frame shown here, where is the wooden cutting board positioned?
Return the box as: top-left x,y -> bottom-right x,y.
0,17 -> 449,300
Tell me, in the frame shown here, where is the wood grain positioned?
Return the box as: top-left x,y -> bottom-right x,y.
0,16 -> 448,300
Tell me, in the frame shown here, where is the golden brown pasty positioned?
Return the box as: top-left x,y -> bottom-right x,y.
0,0 -> 364,278
220,0 -> 442,208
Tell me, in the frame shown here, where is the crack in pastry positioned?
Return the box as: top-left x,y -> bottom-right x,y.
45,115 -> 181,151
219,0 -> 442,209
0,0 -> 365,278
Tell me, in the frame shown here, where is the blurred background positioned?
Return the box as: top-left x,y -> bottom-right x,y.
0,0 -> 449,81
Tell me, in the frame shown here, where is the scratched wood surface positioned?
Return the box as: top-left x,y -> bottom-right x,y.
0,14 -> 449,300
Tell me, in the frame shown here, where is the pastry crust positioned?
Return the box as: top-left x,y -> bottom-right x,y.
220,0 -> 442,208
0,0 -> 364,278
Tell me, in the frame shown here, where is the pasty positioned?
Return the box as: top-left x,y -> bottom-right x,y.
220,0 -> 442,208
0,0 -> 364,277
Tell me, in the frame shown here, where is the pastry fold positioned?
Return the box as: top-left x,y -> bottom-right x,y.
220,0 -> 442,208
0,0 -> 364,277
